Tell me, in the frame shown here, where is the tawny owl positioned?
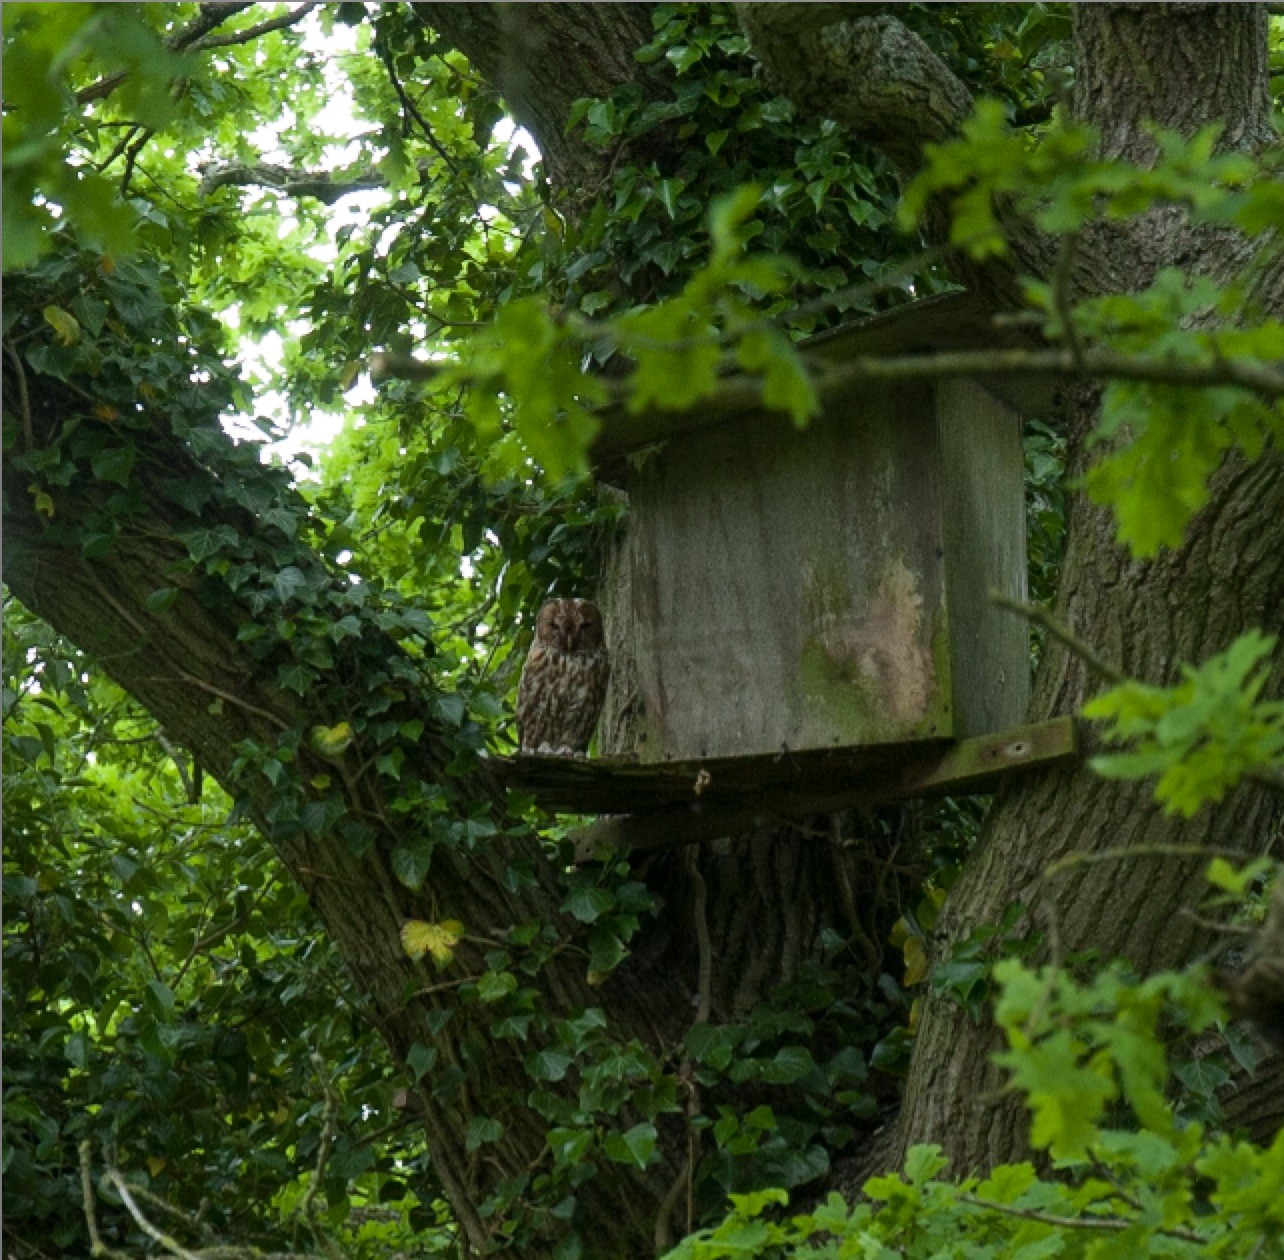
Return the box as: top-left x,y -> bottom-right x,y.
516,598 -> 610,755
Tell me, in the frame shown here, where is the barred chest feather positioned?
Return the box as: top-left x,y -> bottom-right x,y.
517,645 -> 610,755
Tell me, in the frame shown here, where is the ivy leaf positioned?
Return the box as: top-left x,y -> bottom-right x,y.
758,1045 -> 817,1085
91,444 -> 135,486
400,919 -> 464,967
391,839 -> 434,890
179,525 -> 239,563
548,1126 -> 593,1168
465,1117 -> 503,1151
562,886 -> 615,923
902,935 -> 929,987
526,1048 -> 574,1082
602,1122 -> 657,1169
476,969 -> 517,1002
656,177 -> 686,218
309,721 -> 354,759
406,1042 -> 437,1081
42,305 -> 80,345
272,566 -> 310,605
277,663 -> 315,695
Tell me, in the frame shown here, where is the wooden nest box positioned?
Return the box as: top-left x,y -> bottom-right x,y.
595,291 -> 1052,763
498,292 -> 1078,846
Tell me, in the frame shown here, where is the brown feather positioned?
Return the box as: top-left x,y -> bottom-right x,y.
516,599 -> 610,755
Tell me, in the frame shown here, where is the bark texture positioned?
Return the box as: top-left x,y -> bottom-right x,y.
887,3 -> 1284,1170
6,2 -> 1282,1254
2,423 -> 688,1255
413,3 -> 666,190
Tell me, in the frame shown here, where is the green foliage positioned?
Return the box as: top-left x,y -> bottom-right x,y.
2,603 -> 449,1255
5,4 -> 1283,1257
902,103 -> 1284,557
1085,631 -> 1284,816
667,921 -> 1282,1258
2,5 -> 182,269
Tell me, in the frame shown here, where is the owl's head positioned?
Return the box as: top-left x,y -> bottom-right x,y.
534,598 -> 604,653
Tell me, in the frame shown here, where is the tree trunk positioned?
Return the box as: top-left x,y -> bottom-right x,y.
6,3 -> 1282,1254
890,3 -> 1284,1171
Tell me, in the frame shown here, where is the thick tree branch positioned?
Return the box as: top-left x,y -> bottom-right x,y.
197,162 -> 388,204
188,1 -> 322,53
735,6 -> 972,171
75,3 -> 255,105
735,5 -> 1052,306
372,343 -> 1284,408
413,3 -> 667,188
3,326 -> 683,1256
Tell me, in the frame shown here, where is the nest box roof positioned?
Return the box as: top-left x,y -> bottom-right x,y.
590,290 -> 1055,485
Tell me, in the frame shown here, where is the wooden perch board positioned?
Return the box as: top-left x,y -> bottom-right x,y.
493,717 -> 1079,857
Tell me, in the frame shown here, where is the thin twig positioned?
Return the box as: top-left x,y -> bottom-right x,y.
296,1052 -> 344,1259
1177,906 -> 1255,935
1051,230 -> 1084,369
375,42 -> 461,178
76,4 -> 255,104
995,593 -> 1284,797
104,1167 -> 202,1259
4,339 -> 36,451
143,674 -> 290,730
189,2 -> 321,52
156,732 -> 197,803
959,1193 -> 1206,1244
811,344 -> 1284,401
991,592 -> 1124,684
97,123 -> 146,174
686,846 -> 713,1025
829,815 -> 882,973
120,127 -> 155,196
79,1143 -> 131,1260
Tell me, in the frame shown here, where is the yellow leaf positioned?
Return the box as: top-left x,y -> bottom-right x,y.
908,997 -> 922,1033
401,919 -> 464,967
147,1156 -> 166,1177
42,305 -> 80,346
889,916 -> 911,949
28,484 -> 55,517
310,721 -> 353,759
94,402 -> 120,423
902,935 -> 928,987
100,254 -> 115,275
541,206 -> 564,239
586,969 -> 608,987
310,773 -> 332,791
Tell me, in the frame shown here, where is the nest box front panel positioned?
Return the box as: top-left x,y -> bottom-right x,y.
627,383 -> 953,760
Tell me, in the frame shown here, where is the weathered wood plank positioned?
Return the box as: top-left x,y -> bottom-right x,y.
936,379 -> 1030,736
499,736 -> 948,814
626,382 -> 953,760
495,718 -> 1079,856
564,717 -> 1078,858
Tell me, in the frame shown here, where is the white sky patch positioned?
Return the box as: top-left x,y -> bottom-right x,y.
212,15 -> 543,483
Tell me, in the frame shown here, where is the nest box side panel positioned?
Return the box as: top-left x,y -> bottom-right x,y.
936,379 -> 1030,736
627,383 -> 953,760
